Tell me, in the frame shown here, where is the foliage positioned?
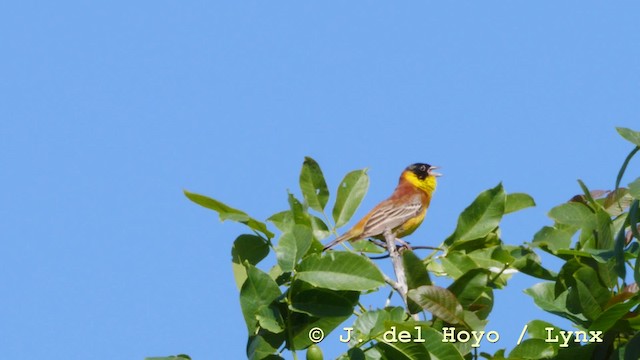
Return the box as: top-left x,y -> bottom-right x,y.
512,127 -> 640,360
161,128 -> 640,360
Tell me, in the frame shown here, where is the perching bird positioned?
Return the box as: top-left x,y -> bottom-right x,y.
323,163 -> 441,251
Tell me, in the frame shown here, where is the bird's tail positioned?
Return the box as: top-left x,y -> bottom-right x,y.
323,233 -> 352,251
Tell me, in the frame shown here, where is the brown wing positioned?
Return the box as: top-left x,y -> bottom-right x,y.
359,193 -> 424,238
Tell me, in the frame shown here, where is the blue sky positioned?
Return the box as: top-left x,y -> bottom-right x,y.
1,2 -> 639,359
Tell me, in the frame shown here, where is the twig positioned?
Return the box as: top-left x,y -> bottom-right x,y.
369,253 -> 392,260
368,245 -> 443,260
385,290 -> 393,307
382,273 -> 402,294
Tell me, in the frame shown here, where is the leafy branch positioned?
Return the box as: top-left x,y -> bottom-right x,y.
149,127 -> 640,360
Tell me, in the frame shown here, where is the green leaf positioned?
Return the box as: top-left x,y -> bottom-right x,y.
374,323 -> 430,360
447,269 -> 494,320
576,179 -> 600,207
296,252 -> 384,291
627,309 -> 640,330
505,193 -> 536,214
615,223 -> 628,280
589,298 -> 638,333
592,208 -> 615,250
332,169 -> 369,228
351,239 -> 386,254
403,250 -> 432,314
510,247 -> 557,280
636,244 -> 640,287
255,305 -> 285,333
145,356 -> 191,360
310,216 -> 331,241
447,230 -> 502,254
572,271 -> 605,320
616,147 -> 640,192
554,344 -> 596,359
353,308 -> 394,341
526,319 -> 564,340
446,183 -> 506,245
507,339 -> 555,359
375,337 -> 429,360
290,281 -> 359,317
630,200 -> 640,245
232,234 -> 270,265
231,235 -> 270,289
374,323 -> 464,360
617,127 -> 640,147
548,202 -> 594,228
268,264 -> 285,283
240,265 -> 282,333
524,282 -> 587,325
343,348 -> 366,360
403,250 -> 432,289
288,192 -> 311,227
275,225 -> 313,272
288,311 -> 351,350
267,211 -> 293,232
184,190 -> 274,238
482,349 -> 506,359
630,177 -> 640,200
440,252 -> 481,279
420,326 -> 465,360
597,257 -> 618,288
306,238 -> 325,257
300,157 -> 330,212
603,188 -> 634,216
625,331 -> 640,360
466,247 -> 511,272
247,335 -> 279,360
408,285 -> 465,325
553,249 -> 594,258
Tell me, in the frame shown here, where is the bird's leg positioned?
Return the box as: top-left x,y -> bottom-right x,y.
371,235 -> 412,251
395,237 -> 413,250
369,236 -> 412,255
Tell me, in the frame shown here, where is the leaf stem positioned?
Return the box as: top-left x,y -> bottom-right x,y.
424,243 -> 445,263
284,288 -> 298,359
615,146 -> 639,192
489,263 -> 509,286
320,209 -> 338,237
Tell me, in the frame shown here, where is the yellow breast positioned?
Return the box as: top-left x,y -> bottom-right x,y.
395,206 -> 427,238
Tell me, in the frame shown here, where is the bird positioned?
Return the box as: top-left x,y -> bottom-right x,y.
323,163 -> 441,251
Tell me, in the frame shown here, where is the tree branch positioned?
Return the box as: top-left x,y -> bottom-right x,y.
382,273 -> 402,294
383,229 -> 408,304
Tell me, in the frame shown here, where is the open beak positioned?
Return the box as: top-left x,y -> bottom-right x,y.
428,166 -> 442,177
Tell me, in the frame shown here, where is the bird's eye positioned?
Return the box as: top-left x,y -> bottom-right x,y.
420,165 -> 426,172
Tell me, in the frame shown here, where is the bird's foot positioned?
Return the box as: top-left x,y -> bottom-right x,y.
396,238 -> 413,251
